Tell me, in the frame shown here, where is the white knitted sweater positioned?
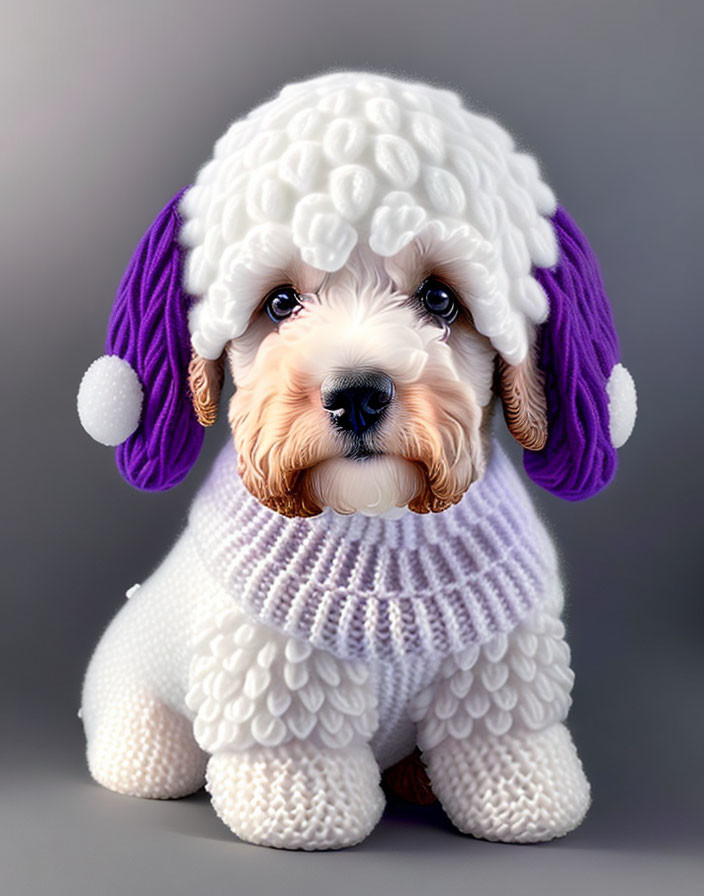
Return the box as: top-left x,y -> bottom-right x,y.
83,436 -> 580,832
189,439 -> 558,664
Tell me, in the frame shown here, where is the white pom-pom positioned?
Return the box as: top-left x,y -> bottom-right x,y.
77,355 -> 143,446
606,363 -> 637,449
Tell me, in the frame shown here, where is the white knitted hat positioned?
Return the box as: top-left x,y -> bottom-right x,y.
180,70 -> 559,367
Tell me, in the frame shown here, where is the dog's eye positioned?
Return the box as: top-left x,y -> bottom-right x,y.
265,285 -> 302,323
416,277 -> 460,324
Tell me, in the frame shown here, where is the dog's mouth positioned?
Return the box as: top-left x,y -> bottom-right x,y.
347,449 -> 382,461
342,437 -> 384,461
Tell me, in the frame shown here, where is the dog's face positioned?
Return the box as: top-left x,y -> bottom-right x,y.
228,244 -> 491,517
193,233 -> 543,519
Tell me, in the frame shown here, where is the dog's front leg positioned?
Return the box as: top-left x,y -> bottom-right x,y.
410,579 -> 591,842
186,606 -> 384,849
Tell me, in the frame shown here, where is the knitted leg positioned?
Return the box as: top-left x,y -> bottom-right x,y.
207,742 -> 384,850
424,723 -> 589,842
186,605 -> 383,849
410,583 -> 590,842
85,693 -> 207,799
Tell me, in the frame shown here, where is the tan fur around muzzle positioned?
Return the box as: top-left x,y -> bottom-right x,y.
388,378 -> 483,514
228,360 -> 336,518
228,337 -> 484,518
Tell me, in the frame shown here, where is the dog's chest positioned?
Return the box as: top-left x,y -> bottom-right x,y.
185,592 -> 444,769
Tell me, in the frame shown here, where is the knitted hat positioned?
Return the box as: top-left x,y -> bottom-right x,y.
77,71 -> 636,498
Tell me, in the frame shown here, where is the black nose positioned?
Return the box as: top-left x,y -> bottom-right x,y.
321,370 -> 395,436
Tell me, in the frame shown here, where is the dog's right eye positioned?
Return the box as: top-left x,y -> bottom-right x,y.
265,285 -> 302,323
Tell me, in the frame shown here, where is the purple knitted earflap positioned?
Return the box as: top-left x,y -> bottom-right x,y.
525,206 -> 622,501
103,188 -> 204,491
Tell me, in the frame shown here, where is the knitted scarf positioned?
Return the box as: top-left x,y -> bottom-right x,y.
189,441 -> 558,663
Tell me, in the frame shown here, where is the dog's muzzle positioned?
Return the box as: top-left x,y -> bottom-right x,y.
321,370 -> 395,444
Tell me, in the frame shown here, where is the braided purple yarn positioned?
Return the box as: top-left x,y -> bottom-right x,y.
106,188 -> 204,491
525,206 -> 620,501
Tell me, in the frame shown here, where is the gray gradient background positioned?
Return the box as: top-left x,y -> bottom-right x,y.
2,0 -> 702,893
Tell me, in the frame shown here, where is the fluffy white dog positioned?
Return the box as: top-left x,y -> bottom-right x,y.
77,71 -> 636,849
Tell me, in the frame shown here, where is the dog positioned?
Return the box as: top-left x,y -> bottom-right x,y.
77,71 -> 637,850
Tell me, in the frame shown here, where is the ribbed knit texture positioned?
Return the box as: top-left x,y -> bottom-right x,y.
529,206 -> 621,500
106,187 -> 203,491
189,441 -> 558,663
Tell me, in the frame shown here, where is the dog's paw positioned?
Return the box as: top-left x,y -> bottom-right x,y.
206,742 -> 384,849
425,722 -> 590,843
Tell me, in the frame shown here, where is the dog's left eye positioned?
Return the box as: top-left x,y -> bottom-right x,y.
415,277 -> 461,324
265,285 -> 302,323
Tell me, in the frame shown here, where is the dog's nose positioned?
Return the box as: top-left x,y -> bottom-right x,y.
321,370 -> 395,436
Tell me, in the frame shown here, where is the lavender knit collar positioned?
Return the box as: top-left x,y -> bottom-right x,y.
189,441 -> 558,662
